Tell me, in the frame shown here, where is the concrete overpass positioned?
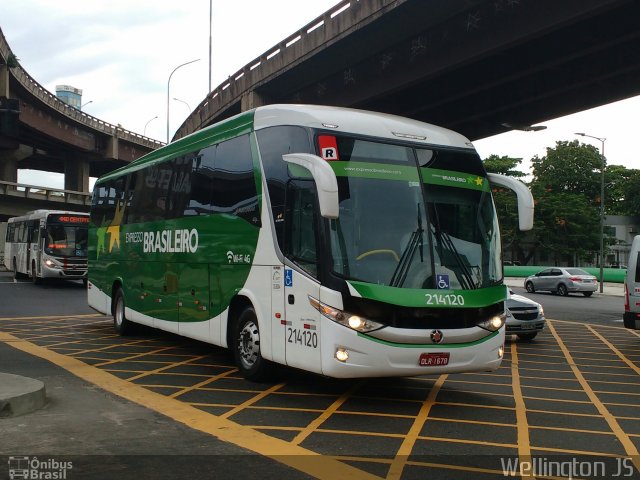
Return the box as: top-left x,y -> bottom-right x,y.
176,0 -> 640,142
0,27 -> 163,197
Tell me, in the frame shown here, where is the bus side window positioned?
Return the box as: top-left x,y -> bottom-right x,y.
212,135 -> 260,225
635,252 -> 640,283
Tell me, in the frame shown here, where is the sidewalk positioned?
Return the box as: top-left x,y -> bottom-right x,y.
505,277 -> 623,297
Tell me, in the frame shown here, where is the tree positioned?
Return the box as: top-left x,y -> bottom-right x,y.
483,155 -> 530,263
529,141 -> 603,265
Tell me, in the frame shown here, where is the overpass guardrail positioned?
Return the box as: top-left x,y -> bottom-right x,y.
0,180 -> 91,207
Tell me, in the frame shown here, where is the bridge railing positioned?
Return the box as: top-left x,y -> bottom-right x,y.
0,27 -> 164,150
175,0 -> 395,138
0,180 -> 91,207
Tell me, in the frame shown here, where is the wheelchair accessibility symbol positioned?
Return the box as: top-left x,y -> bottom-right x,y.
436,274 -> 450,290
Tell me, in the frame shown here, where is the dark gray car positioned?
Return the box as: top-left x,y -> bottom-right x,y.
524,267 -> 597,297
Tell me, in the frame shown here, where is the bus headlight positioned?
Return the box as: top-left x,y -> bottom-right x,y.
477,313 -> 506,332
44,259 -> 56,267
309,296 -> 383,333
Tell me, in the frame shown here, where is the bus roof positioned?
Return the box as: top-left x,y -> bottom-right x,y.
96,105 -> 475,185
253,104 -> 474,150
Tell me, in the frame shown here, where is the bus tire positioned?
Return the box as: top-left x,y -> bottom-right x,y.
112,288 -> 134,335
517,332 -> 538,341
31,261 -> 41,285
232,306 -> 272,382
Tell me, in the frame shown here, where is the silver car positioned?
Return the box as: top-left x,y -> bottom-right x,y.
505,289 -> 545,341
524,267 -> 598,297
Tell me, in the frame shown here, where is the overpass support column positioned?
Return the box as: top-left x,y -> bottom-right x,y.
64,156 -> 90,193
240,90 -> 271,112
0,64 -> 9,97
0,158 -> 17,184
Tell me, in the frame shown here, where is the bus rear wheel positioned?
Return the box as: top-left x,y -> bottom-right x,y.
113,288 -> 134,335
232,306 -> 272,382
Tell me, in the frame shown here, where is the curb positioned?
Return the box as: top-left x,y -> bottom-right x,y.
0,372 -> 46,417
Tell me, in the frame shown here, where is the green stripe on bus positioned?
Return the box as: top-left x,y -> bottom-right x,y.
421,168 -> 490,191
347,281 -> 507,308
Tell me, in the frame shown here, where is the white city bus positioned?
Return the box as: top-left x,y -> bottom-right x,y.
5,209 -> 89,284
88,105 -> 533,380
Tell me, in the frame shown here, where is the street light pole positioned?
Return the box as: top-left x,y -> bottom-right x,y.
144,115 -> 158,137
209,0 -> 212,93
172,97 -> 191,112
575,132 -> 606,293
166,58 -> 200,143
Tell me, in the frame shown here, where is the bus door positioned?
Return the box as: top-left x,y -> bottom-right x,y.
283,180 -> 322,373
178,263 -> 211,342
26,220 -> 37,276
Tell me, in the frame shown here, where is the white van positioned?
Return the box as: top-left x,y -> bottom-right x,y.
624,235 -> 640,330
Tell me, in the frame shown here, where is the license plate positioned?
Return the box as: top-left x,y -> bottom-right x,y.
521,323 -> 536,330
419,352 -> 450,366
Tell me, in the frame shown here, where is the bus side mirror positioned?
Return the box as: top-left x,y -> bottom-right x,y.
283,153 -> 339,219
487,173 -> 534,231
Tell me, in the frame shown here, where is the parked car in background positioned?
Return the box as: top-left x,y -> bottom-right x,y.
505,289 -> 545,341
524,267 -> 598,297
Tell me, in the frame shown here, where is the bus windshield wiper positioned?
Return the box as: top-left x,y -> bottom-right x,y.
430,204 -> 477,290
390,204 -> 423,287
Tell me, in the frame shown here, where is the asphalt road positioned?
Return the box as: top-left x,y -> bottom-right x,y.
509,285 -> 624,326
2,270 -> 639,480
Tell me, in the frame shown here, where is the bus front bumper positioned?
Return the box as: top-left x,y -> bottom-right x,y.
320,320 -> 505,378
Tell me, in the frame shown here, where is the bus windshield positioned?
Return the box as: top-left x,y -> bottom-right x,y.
45,223 -> 88,257
324,136 -> 501,290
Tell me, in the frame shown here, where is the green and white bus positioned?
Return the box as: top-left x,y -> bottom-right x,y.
88,105 -> 533,380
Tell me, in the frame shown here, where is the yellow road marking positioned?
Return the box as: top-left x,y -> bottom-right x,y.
0,332 -> 380,480
387,374 -> 447,480
587,325 -> 640,376
0,313 -> 104,321
292,380 -> 363,445
547,322 -> 640,471
220,382 -> 286,419
169,369 -> 237,398
510,342 -> 534,479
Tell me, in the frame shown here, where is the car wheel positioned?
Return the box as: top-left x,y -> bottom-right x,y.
583,291 -> 593,297
112,288 -> 134,335
557,284 -> 568,296
525,281 -> 535,293
232,306 -> 273,382
518,332 -> 538,341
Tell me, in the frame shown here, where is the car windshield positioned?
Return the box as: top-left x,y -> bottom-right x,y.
566,268 -> 590,275
324,135 -> 501,290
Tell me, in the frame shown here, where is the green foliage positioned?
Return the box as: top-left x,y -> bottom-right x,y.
483,154 -> 526,177
484,141 -> 637,266
6,53 -> 19,69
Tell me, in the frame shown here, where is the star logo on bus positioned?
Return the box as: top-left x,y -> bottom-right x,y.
474,176 -> 484,186
430,330 -> 444,344
106,225 -> 120,252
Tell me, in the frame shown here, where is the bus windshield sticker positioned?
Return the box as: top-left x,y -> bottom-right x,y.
318,135 -> 339,161
436,274 -> 450,290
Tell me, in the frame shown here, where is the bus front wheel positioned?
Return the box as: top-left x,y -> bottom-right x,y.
232,307 -> 272,382
113,288 -> 134,335
31,261 -> 41,285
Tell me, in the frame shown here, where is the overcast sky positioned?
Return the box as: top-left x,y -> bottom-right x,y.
1,0 -> 637,189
